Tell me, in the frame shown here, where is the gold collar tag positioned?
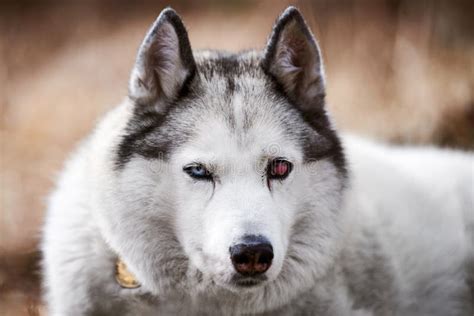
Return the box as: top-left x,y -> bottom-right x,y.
115,259 -> 141,289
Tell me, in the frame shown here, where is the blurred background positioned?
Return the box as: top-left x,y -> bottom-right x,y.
1,0 -> 473,314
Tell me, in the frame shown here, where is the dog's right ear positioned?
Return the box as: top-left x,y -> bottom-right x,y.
129,8 -> 196,109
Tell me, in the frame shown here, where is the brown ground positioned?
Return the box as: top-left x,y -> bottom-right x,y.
1,1 -> 473,315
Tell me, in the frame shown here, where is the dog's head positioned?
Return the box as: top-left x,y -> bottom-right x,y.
96,7 -> 346,312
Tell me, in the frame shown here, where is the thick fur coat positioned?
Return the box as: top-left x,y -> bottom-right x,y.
41,7 -> 474,315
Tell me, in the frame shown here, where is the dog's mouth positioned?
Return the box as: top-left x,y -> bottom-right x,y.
231,274 -> 268,288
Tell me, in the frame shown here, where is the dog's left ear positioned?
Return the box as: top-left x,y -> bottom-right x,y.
129,8 -> 196,109
262,7 -> 325,109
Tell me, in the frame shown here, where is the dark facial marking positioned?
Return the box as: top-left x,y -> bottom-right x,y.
115,108 -> 171,168
115,77 -> 200,169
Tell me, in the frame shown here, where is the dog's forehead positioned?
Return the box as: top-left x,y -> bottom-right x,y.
178,52 -> 304,158
178,97 -> 302,164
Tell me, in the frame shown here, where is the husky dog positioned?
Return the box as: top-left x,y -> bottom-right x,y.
42,6 -> 473,315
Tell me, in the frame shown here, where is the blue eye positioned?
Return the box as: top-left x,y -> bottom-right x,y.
183,164 -> 213,180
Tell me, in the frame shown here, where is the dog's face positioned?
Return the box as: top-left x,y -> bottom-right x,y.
97,7 -> 346,312
170,66 -> 316,290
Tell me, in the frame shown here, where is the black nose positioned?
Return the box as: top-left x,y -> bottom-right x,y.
229,235 -> 273,276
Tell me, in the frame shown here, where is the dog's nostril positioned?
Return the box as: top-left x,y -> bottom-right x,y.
229,235 -> 273,276
233,253 -> 249,265
258,251 -> 273,264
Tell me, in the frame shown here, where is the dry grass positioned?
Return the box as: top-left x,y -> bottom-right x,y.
1,1 -> 473,314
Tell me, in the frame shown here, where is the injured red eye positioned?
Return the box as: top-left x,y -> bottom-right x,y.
267,159 -> 293,180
